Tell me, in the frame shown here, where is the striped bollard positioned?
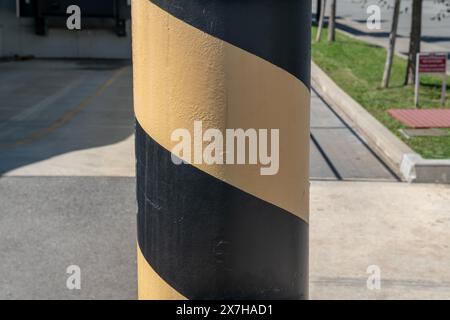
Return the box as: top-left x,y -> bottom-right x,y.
133,0 -> 311,300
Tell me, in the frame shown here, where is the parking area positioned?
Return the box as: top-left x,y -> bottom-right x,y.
3,59 -> 448,300
0,59 -> 136,299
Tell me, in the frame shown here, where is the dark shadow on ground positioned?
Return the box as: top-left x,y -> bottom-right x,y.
336,21 -> 450,47
422,36 -> 450,44
336,22 -> 394,38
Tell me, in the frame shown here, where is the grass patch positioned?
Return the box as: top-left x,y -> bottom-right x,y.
312,27 -> 450,159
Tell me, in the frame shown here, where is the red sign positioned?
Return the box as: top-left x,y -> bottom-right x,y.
418,53 -> 447,73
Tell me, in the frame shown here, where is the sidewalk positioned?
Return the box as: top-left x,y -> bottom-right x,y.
310,181 -> 450,300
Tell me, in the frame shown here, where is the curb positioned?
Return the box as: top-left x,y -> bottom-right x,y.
311,61 -> 450,184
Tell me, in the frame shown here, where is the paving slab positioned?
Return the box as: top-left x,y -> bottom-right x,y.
310,141 -> 339,180
310,91 -> 397,181
310,181 -> 450,300
311,127 -> 396,181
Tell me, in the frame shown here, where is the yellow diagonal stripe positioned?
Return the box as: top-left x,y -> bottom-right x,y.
137,244 -> 187,300
132,0 -> 310,222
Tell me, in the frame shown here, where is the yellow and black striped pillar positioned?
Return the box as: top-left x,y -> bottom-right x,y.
132,0 -> 311,300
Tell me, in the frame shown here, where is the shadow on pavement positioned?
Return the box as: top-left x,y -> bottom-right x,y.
0,59 -> 134,176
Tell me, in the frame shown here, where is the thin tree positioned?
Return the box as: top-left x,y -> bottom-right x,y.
382,0 -> 401,88
328,0 -> 337,43
315,0 -> 323,25
316,0 -> 327,42
405,0 -> 423,85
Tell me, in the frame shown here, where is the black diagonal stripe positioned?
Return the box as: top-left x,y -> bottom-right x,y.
149,0 -> 311,88
136,121 -> 308,300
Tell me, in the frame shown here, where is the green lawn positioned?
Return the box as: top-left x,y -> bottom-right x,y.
312,27 -> 450,159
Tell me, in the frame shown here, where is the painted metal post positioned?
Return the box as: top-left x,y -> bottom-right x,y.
442,62 -> 447,107
415,53 -> 421,108
132,0 -> 311,300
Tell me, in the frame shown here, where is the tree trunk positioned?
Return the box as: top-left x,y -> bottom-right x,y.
381,0 -> 401,88
315,0 -> 322,26
405,0 -> 423,85
328,0 -> 337,43
316,0 -> 327,43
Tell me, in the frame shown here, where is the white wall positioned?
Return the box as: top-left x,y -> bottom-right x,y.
0,1 -> 131,59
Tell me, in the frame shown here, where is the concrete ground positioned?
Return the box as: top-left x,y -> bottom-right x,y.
0,59 -> 136,299
0,176 -> 136,300
310,89 -> 398,182
0,59 -> 449,299
310,181 -> 450,300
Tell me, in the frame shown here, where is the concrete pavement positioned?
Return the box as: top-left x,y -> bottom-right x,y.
1,59 -> 449,299
0,59 -> 134,176
0,176 -> 136,300
310,181 -> 450,300
0,59 -> 136,299
2,176 -> 449,300
310,89 -> 398,181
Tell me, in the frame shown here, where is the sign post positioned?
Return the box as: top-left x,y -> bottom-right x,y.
415,52 -> 448,108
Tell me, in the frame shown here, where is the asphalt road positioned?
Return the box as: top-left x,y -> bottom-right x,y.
0,60 -> 136,299
313,0 -> 450,51
0,59 -> 397,299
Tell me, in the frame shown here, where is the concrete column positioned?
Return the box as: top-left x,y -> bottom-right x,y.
133,0 -> 311,300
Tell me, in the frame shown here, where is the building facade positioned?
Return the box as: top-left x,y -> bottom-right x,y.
0,0 -> 131,59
